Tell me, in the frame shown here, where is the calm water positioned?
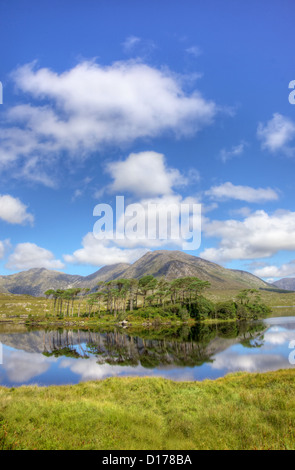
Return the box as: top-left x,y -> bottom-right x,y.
0,310 -> 295,387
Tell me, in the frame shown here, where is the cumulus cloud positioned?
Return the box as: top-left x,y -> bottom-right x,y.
59,357 -> 149,382
205,182 -> 279,203
211,350 -> 290,374
6,243 -> 64,270
106,151 -> 187,197
0,60 -> 217,184
63,233 -> 149,266
0,194 -> 34,225
3,349 -> 56,383
253,260 -> 295,279
201,210 -> 295,263
65,191 -> 202,266
257,113 -> 295,155
65,147 -> 203,267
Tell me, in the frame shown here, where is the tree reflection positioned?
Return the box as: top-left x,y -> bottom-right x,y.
39,321 -> 266,368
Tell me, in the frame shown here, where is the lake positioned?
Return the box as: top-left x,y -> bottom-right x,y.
0,310 -> 295,387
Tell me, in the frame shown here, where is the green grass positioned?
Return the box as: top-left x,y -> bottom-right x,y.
1,370 -> 295,450
206,288 -> 295,307
0,293 -> 46,317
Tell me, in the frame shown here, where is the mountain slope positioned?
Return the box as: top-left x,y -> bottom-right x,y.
272,278 -> 295,291
0,268 -> 83,297
0,263 -> 130,297
0,250 -> 270,297
120,251 -> 270,289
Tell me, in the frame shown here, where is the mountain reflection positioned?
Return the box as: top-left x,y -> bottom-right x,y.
0,322 -> 266,369
0,318 -> 294,387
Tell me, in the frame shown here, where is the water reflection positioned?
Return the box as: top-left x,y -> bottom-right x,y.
0,316 -> 294,386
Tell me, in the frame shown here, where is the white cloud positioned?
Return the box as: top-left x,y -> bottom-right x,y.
0,60 -> 217,184
59,357 -> 149,382
116,193 -> 201,248
211,350 -> 290,374
220,142 -> 246,163
257,113 -> 295,155
6,243 -> 64,270
4,349 -> 56,383
65,191 -> 202,266
0,194 -> 34,225
201,210 -> 295,263
229,207 -> 252,218
264,329 -> 295,346
205,182 -> 279,203
65,148 -> 203,268
107,151 -> 187,197
253,260 -> 295,279
64,233 -> 149,266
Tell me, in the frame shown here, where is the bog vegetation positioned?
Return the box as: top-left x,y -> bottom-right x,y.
1,370 -> 295,450
44,275 -> 271,322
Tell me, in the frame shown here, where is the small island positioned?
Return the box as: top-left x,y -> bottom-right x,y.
42,276 -> 271,326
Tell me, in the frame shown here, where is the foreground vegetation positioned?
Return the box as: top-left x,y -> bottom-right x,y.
1,369 -> 295,450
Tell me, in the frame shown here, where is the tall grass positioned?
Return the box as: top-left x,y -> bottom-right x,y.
0,370 -> 295,450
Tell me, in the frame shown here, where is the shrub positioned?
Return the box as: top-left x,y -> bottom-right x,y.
215,301 -> 237,319
162,303 -> 183,316
137,307 -> 166,319
237,302 -> 271,320
187,296 -> 216,320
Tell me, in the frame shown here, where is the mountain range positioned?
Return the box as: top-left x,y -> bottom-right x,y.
272,278 -> 295,291
0,250 -> 272,297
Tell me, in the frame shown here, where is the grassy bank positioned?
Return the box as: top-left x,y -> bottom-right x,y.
1,370 -> 295,450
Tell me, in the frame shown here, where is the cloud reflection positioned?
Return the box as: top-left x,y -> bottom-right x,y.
2,349 -> 57,383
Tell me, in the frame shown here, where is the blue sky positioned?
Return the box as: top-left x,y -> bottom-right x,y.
0,0 -> 295,280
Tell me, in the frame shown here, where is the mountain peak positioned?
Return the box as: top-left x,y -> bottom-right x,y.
0,250 -> 271,297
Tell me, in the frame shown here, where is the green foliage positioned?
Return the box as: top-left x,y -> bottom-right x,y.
186,296 -> 215,320
135,306 -> 167,319
1,281 -> 272,324
215,301 -> 237,319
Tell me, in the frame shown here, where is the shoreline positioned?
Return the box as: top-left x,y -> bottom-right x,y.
0,315 -> 253,328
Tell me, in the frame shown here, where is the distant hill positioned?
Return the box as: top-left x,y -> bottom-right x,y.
272,278 -> 295,291
0,250 -> 271,297
0,263 -> 130,297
